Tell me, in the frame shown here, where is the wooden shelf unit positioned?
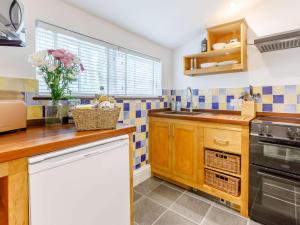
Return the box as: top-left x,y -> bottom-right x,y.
184,19 -> 248,76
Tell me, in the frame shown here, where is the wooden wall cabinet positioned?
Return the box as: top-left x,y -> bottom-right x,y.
149,117 -> 249,217
183,19 -> 248,76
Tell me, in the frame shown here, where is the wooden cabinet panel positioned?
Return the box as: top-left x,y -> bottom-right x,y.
204,128 -> 242,154
149,120 -> 171,174
172,123 -> 197,184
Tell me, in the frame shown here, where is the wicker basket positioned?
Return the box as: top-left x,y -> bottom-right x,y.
72,107 -> 121,131
205,169 -> 240,197
205,149 -> 241,174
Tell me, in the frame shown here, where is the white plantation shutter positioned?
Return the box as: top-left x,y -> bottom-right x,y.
35,21 -> 162,96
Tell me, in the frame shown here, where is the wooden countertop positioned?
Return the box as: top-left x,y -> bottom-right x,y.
149,110 -> 254,126
0,124 -> 136,163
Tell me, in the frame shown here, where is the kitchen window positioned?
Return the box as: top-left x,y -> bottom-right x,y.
35,21 -> 162,97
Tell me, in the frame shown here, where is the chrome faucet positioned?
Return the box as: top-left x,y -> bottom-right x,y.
187,87 -> 193,112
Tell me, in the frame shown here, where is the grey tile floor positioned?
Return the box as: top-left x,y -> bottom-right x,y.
134,177 -> 262,225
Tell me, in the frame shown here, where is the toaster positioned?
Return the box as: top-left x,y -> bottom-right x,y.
0,100 -> 27,133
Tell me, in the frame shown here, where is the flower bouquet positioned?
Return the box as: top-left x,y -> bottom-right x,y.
29,49 -> 84,124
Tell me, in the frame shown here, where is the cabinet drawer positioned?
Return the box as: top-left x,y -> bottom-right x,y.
204,128 -> 242,154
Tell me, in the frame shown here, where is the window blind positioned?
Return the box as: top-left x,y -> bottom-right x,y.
35,21 -> 162,96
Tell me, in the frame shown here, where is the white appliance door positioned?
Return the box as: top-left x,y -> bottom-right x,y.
29,135 -> 130,225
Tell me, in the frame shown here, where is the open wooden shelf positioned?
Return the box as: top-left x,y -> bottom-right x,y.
204,166 -> 241,178
185,45 -> 241,59
185,63 -> 244,76
183,19 -> 247,76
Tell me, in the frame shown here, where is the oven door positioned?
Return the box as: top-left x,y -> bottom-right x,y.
249,164 -> 300,225
250,135 -> 300,174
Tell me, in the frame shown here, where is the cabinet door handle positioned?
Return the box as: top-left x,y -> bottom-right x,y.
213,138 -> 229,146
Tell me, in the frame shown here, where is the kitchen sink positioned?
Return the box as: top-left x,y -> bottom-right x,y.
163,111 -> 202,116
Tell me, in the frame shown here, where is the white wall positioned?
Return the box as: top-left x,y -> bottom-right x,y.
0,0 -> 173,89
172,0 -> 300,89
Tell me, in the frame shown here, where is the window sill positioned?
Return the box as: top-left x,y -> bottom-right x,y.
32,95 -> 164,101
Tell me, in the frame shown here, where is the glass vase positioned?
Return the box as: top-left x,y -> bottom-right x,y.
45,100 -> 63,125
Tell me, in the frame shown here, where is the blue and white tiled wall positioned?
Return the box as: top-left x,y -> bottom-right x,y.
169,85 -> 300,114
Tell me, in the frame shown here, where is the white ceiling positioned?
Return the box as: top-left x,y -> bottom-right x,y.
63,0 -> 262,49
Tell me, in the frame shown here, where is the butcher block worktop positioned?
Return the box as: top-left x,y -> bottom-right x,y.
148,109 -> 254,126
0,124 -> 136,163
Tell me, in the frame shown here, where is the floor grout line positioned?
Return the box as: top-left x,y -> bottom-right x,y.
199,202 -> 215,225
150,190 -> 188,225
168,208 -> 202,225
213,202 -> 247,219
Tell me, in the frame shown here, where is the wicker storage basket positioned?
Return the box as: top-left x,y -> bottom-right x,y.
205,149 -> 241,174
72,107 -> 121,131
205,169 -> 240,197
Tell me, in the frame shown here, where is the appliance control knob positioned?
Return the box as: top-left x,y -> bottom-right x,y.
258,124 -> 264,135
296,128 -> 300,137
265,125 -> 272,136
287,128 -> 295,139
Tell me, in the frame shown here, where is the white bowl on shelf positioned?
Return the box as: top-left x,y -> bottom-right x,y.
226,41 -> 241,48
200,62 -> 217,68
217,60 -> 238,66
212,43 -> 226,50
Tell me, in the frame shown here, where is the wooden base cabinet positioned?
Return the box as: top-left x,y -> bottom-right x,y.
149,119 -> 198,187
0,158 -> 28,225
149,117 -> 249,217
172,123 -> 198,185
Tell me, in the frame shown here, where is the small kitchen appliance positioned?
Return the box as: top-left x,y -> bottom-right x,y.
0,100 -> 26,133
0,0 -> 26,46
249,116 -> 300,225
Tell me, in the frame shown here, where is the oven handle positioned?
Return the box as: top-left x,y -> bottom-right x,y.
257,170 -> 300,184
257,141 -> 300,151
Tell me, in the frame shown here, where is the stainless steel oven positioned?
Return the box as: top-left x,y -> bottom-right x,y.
250,117 -> 300,225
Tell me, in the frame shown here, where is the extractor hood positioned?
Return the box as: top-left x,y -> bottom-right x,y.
0,0 -> 26,47
254,29 -> 300,53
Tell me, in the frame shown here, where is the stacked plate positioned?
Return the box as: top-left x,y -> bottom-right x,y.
200,60 -> 238,68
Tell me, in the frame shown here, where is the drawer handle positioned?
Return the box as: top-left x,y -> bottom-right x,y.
214,138 -> 229,146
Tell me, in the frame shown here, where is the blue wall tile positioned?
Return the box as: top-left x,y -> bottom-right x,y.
199,96 -> 205,102
262,104 -> 273,112
141,154 -> 146,162
212,103 -> 219,109
146,102 -> 151,109
141,125 -> 147,132
273,95 -> 284,103
262,86 -> 273,95
226,95 -> 234,103
176,96 -> 181,101
124,103 -> 130,111
136,110 -> 141,118
135,141 -> 141,149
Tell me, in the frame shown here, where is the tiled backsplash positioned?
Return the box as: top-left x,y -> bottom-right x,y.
169,85 -> 300,113
2,76 -> 300,171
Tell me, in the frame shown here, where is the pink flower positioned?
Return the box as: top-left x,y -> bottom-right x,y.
80,63 -> 84,71
47,49 -> 55,54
